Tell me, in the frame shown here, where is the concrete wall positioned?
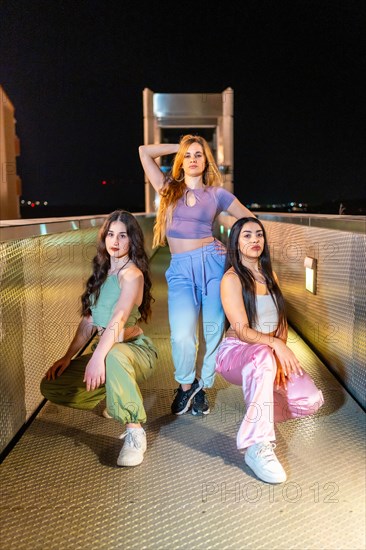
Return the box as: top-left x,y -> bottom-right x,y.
0,85 -> 21,220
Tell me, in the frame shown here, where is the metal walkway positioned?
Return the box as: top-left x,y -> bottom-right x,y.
0,246 -> 365,550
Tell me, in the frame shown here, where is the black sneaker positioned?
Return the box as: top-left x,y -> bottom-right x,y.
191,388 -> 210,416
171,379 -> 201,415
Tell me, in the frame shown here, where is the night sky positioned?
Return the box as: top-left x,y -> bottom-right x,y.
1,1 -> 365,214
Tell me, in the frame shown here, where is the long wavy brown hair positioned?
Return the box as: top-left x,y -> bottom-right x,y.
224,217 -> 287,336
153,134 -> 222,248
81,210 -> 154,323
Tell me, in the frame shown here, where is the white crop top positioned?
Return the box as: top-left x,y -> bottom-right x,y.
252,295 -> 279,334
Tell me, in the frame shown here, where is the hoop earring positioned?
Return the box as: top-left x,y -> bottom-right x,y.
202,168 -> 207,185
176,170 -> 185,182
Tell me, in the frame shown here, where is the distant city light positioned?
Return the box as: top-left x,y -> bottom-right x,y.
20,199 -> 49,206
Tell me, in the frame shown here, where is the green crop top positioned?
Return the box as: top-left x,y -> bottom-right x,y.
90,274 -> 141,328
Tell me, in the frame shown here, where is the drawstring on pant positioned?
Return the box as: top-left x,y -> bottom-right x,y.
201,249 -> 207,297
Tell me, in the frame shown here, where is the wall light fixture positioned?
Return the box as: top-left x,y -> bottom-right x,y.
304,256 -> 317,294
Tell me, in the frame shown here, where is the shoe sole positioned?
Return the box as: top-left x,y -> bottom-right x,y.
244,454 -> 287,484
117,445 -> 146,467
117,455 -> 145,467
191,407 -> 210,416
172,385 -> 201,415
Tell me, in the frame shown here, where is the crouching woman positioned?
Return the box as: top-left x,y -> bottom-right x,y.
215,217 -> 324,483
41,210 -> 157,467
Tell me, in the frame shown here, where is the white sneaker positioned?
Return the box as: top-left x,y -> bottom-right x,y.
117,428 -> 147,467
244,441 -> 287,483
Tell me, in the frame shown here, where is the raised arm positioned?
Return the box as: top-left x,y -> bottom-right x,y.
226,197 -> 257,219
138,143 -> 179,192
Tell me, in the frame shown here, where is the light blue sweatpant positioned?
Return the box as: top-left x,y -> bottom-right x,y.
165,241 -> 226,388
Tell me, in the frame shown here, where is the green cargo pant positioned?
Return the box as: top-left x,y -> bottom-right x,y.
40,334 -> 157,424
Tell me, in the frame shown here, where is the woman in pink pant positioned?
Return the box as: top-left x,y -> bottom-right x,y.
215,217 -> 324,484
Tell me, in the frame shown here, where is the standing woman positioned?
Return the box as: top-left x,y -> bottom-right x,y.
216,217 -> 324,483
139,135 -> 255,416
41,210 -> 158,467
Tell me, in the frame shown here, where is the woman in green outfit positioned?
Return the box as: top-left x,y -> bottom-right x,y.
41,210 -> 157,467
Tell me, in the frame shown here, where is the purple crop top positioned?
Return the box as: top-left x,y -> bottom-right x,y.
166,186 -> 235,239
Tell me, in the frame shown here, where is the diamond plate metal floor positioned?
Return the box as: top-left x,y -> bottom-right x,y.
1,246 -> 365,550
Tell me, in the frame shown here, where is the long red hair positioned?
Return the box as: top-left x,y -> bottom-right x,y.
153,134 -> 222,248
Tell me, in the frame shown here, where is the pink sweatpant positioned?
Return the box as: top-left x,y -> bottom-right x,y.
215,337 -> 324,451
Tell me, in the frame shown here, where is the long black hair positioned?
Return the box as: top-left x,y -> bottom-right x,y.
81,210 -> 154,323
224,217 -> 287,335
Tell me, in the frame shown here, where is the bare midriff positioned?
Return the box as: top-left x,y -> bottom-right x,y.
225,326 -> 276,340
96,324 -> 143,342
167,236 -> 215,254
